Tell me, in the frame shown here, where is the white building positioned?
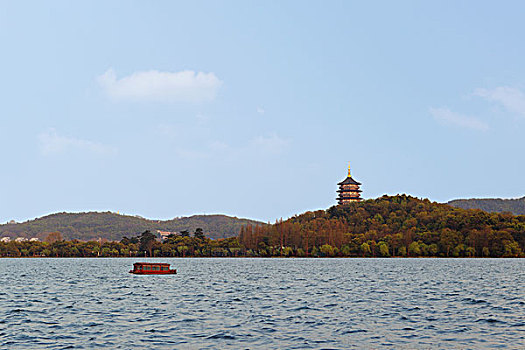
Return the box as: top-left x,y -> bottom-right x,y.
157,230 -> 176,241
0,237 -> 11,243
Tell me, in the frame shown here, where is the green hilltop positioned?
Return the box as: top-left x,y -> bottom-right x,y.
448,196 -> 525,215
239,195 -> 525,257
0,212 -> 263,241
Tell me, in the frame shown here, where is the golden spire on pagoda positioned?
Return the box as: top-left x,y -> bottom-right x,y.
348,162 -> 352,177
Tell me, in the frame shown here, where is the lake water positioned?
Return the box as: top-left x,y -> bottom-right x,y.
0,258 -> 524,349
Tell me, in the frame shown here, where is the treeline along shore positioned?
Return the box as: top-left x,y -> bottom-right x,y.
1,195 -> 524,258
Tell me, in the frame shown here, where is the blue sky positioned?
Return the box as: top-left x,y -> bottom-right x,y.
1,1 -> 524,223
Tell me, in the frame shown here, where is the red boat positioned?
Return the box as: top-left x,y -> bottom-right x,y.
129,262 -> 177,275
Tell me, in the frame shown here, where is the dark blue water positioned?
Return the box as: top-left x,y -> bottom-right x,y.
0,258 -> 524,349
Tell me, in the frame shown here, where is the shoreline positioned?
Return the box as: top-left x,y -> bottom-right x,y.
0,256 -> 522,259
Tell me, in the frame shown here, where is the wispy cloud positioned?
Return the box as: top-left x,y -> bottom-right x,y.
474,86 -> 525,118
38,128 -> 117,156
195,113 -> 209,125
168,130 -> 290,160
97,69 -> 222,103
174,147 -> 209,160
257,106 -> 265,115
251,133 -> 290,154
430,107 -> 489,131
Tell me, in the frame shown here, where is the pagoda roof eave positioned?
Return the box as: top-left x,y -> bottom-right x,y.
337,176 -> 361,185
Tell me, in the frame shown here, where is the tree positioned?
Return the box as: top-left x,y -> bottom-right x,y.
398,246 -> 407,257
100,247 -> 111,257
320,244 -> 335,257
138,230 -> 156,257
360,242 -> 371,257
439,228 -> 461,257
504,241 -> 522,257
180,230 -> 190,237
466,246 -> 476,257
341,245 -> 351,256
45,232 -> 63,243
453,244 -> 466,257
177,245 -> 189,257
120,247 -> 130,256
428,244 -> 438,256
120,236 -> 138,244
282,246 -> 293,257
378,242 -> 390,257
311,246 -> 319,257
408,241 -> 421,256
482,247 -> 490,257
194,228 -> 205,240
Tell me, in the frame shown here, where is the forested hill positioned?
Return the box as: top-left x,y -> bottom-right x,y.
0,212 -> 263,241
448,197 -> 525,215
239,195 -> 525,257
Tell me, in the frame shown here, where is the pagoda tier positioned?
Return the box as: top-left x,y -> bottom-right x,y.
337,164 -> 362,205
337,193 -> 361,198
337,197 -> 361,202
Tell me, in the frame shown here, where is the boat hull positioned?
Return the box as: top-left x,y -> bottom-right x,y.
129,270 -> 176,274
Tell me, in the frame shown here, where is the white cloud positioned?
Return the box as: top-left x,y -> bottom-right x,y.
430,107 -> 489,131
169,131 -> 290,160
38,129 -> 117,156
195,113 -> 209,125
156,123 -> 178,138
474,86 -> 525,118
251,133 -> 290,154
257,107 -> 265,115
97,68 -> 222,103
174,147 -> 209,159
174,141 -> 232,160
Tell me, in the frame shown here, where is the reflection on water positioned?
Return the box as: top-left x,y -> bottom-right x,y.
0,258 -> 524,349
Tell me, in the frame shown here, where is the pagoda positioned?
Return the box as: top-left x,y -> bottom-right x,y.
337,163 -> 362,204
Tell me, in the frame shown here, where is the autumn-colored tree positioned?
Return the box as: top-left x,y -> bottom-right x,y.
45,231 -> 63,243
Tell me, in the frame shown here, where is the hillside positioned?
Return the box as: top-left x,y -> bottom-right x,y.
239,195 -> 525,257
448,197 -> 525,215
0,212 -> 263,241
2,195 -> 524,258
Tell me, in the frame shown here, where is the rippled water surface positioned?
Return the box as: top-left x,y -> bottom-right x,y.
1,258 -> 524,349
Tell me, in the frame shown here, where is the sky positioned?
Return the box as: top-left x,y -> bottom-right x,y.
1,1 -> 525,224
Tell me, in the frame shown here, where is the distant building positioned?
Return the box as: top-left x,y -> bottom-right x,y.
157,230 -> 175,241
29,238 -> 40,242
14,237 -> 28,242
337,163 -> 362,204
0,237 -> 11,243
